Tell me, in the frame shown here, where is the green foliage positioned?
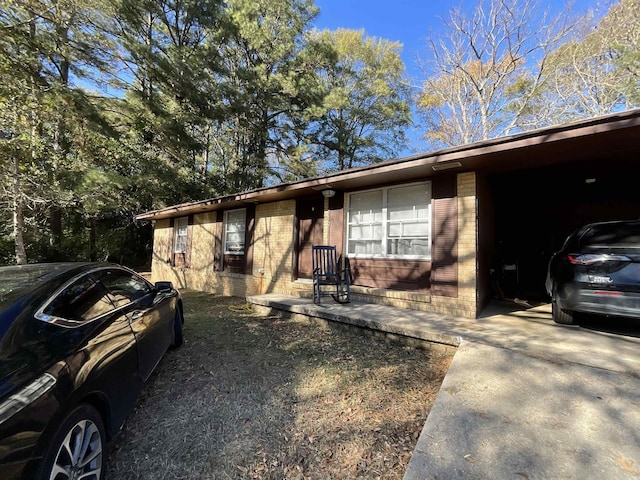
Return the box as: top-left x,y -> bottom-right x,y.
308,29 -> 412,171
0,0 -> 416,265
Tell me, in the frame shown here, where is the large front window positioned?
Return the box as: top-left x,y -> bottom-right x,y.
224,209 -> 247,254
347,182 -> 431,259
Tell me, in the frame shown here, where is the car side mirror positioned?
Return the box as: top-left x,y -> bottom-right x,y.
155,281 -> 174,293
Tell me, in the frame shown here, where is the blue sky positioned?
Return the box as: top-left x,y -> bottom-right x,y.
312,0 -> 606,156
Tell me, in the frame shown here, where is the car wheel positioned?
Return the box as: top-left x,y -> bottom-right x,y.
552,297 -> 575,325
39,404 -> 105,480
171,308 -> 183,348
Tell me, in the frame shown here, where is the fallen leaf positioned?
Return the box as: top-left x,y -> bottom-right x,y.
612,454 -> 639,476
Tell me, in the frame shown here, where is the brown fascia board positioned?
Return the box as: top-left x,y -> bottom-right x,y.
136,109 -> 640,222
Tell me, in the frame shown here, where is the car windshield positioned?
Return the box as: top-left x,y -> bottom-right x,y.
0,264 -> 64,309
580,223 -> 640,248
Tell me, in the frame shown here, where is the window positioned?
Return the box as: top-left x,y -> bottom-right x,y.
174,217 -> 189,254
347,182 -> 431,259
224,209 -> 247,254
96,269 -> 152,308
39,275 -> 115,325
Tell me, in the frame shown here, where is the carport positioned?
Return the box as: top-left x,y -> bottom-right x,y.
472,111 -> 640,309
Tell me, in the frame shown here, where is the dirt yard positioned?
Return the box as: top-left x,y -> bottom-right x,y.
107,291 -> 453,480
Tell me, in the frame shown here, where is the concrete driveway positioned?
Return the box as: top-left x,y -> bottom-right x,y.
449,301 -> 640,376
404,302 -> 640,479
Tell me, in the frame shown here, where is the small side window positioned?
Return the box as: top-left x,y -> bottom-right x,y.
41,275 -> 115,325
97,269 -> 152,308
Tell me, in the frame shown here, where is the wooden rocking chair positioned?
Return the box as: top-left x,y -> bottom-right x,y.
312,245 -> 351,304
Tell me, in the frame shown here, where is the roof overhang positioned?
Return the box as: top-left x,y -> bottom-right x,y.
137,109 -> 640,221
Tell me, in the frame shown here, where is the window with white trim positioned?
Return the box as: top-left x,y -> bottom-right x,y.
224,209 -> 247,255
347,182 -> 431,259
174,217 -> 189,254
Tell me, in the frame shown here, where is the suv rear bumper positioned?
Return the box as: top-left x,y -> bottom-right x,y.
556,284 -> 640,319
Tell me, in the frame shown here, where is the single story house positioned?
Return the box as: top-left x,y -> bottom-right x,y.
137,109 -> 640,318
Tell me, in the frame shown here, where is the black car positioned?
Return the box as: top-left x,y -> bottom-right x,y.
0,263 -> 183,480
546,220 -> 640,324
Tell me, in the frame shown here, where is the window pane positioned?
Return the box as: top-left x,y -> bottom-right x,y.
225,209 -> 246,254
349,224 -> 382,240
349,225 -> 364,240
389,222 -> 402,237
388,239 -> 431,256
175,236 -> 187,254
43,276 -> 114,323
389,222 -> 429,238
402,221 -> 430,237
174,217 -> 189,254
581,224 -> 640,247
97,269 -> 151,307
349,190 -> 382,223
388,184 -> 430,221
348,239 -> 382,255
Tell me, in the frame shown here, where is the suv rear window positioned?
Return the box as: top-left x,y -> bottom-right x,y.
580,223 -> 640,248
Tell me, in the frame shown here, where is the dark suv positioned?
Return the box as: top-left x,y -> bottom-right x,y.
546,220 -> 640,324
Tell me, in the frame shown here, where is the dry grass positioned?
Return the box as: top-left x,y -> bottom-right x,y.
107,291 -> 453,480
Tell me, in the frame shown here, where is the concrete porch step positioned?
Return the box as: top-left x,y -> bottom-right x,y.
247,293 -> 463,351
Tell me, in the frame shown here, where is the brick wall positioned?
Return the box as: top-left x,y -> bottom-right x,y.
251,200 -> 297,294
150,174 -> 480,318
150,212 -> 260,297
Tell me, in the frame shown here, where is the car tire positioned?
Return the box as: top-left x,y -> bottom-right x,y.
552,297 -> 575,325
37,404 -> 106,480
171,308 -> 183,348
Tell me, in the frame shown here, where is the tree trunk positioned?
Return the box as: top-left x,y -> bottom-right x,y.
12,156 -> 28,265
89,217 -> 97,261
49,23 -> 71,257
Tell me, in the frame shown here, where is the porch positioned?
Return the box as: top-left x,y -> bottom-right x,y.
247,293 -> 640,374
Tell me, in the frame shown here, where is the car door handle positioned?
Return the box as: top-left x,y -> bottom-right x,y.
131,311 -> 143,321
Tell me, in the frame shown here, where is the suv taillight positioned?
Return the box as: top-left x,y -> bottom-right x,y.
565,254 -> 630,265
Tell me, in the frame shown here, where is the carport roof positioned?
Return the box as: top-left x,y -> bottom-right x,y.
136,109 -> 640,221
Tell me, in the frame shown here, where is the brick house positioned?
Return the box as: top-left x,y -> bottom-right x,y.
137,110 -> 640,318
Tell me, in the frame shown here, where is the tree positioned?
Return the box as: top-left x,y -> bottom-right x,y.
308,29 -> 412,171
535,0 -> 640,124
207,0 -> 325,192
0,0 -> 120,263
0,0 -> 418,266
417,0 -> 577,149
111,0 -> 227,205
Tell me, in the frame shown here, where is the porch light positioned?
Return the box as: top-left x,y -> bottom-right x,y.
322,188 -> 336,198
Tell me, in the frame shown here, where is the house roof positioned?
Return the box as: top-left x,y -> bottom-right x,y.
136,109 -> 640,221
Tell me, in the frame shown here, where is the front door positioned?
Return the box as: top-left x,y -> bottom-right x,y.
297,195 -> 324,279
